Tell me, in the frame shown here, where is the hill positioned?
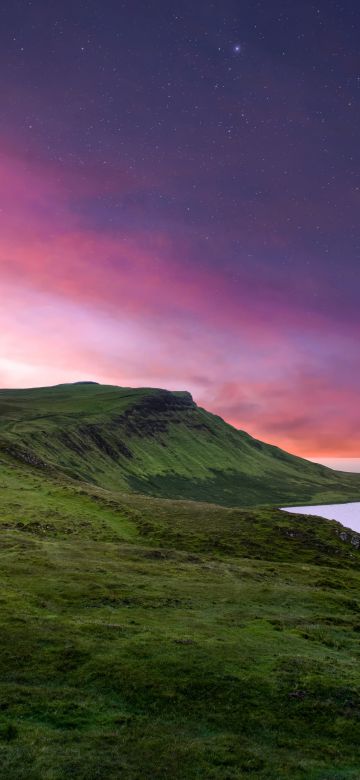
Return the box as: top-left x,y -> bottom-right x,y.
2,382 -> 360,777
0,381 -> 360,506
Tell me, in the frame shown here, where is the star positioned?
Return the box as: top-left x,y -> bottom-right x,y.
233,44 -> 241,54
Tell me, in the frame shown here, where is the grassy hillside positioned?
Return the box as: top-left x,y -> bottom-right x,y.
1,382 -> 360,777
0,458 -> 360,778
1,381 -> 359,506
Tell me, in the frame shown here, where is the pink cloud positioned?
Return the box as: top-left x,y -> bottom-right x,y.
0,142 -> 349,338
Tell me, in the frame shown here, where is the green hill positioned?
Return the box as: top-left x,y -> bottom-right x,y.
1,382 -> 360,778
0,381 -> 359,506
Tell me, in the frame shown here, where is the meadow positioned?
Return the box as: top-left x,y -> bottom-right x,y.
0,456 -> 359,778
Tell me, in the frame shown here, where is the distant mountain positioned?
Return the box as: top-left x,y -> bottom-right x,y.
0,381 -> 359,506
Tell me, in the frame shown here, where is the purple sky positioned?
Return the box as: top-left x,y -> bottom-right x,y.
0,0 -> 359,455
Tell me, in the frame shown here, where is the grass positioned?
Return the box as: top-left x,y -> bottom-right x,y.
1,382 -> 360,777
0,453 -> 360,778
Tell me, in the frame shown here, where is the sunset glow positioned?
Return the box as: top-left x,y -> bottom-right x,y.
1,2 -> 359,457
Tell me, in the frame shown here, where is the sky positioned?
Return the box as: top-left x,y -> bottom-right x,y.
0,0 -> 359,457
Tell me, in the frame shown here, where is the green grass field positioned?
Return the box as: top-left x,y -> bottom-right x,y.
0,383 -> 360,778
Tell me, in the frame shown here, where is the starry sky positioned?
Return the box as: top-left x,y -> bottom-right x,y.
0,0 -> 359,457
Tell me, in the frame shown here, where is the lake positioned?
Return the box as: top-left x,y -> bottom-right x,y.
281,502 -> 360,534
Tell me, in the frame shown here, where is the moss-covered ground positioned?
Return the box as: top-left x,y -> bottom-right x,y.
0,455 -> 360,779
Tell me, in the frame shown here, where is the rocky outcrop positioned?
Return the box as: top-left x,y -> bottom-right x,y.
1,443 -> 49,469
337,529 -> 360,549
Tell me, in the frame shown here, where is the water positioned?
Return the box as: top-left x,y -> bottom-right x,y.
281,503 -> 360,534
308,458 -> 360,473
